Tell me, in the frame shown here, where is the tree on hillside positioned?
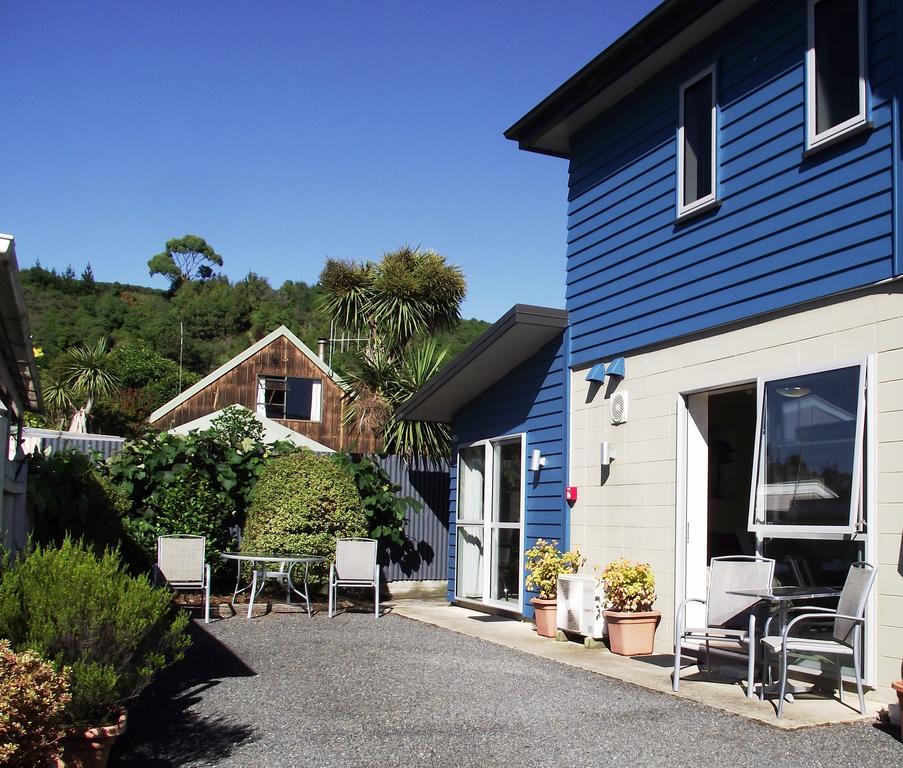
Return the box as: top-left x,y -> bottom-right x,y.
148,235 -> 223,291
317,245 -> 466,460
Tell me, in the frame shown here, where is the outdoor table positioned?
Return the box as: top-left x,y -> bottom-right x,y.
728,585 -> 841,701
220,553 -> 326,619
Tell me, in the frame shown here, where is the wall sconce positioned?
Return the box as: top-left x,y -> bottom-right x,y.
601,441 -> 616,467
530,448 -> 546,472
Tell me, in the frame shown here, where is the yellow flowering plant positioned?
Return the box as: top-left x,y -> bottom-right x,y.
525,538 -> 584,600
599,558 -> 656,612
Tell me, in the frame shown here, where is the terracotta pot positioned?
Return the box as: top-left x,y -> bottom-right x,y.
531,597 -> 558,638
55,709 -> 127,768
603,610 -> 660,656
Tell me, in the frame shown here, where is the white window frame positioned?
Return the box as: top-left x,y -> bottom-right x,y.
256,375 -> 322,422
677,63 -> 718,218
805,0 -> 868,151
454,433 -> 526,612
747,357 -> 868,538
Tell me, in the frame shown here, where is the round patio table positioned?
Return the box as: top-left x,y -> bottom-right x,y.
221,553 -> 326,619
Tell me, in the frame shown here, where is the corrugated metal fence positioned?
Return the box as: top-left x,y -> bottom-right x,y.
374,455 -> 449,582
22,428 -> 125,461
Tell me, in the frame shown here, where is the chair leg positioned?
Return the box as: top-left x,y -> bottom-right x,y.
672,638 -> 682,692
328,564 -> 335,618
852,640 -> 865,714
777,649 -> 788,719
374,574 -> 379,619
204,564 -> 211,624
705,640 -> 711,680
247,569 -> 258,620
835,657 -> 844,704
759,643 -> 768,702
747,642 -> 755,700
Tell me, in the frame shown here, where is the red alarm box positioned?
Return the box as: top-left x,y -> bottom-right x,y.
565,486 -> 578,502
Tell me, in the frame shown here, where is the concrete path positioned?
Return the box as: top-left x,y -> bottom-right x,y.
392,600 -> 893,729
111,608 -> 900,767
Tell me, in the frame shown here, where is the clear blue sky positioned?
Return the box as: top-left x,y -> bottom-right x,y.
4,1 -> 659,322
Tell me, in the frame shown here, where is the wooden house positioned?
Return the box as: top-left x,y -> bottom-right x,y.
150,325 -> 380,453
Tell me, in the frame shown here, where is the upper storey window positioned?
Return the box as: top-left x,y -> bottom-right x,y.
806,0 -> 867,150
677,65 -> 718,218
257,375 -> 322,422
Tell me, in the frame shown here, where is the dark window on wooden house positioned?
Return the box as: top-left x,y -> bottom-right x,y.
807,0 -> 866,149
257,376 -> 321,421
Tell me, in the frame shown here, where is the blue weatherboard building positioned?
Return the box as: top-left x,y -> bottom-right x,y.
399,0 -> 902,701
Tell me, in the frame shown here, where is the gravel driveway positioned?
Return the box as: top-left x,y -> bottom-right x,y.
112,610 -> 900,767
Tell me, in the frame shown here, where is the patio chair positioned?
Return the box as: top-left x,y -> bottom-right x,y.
673,555 -> 775,699
328,538 -> 379,619
760,561 -> 876,718
153,535 -> 212,624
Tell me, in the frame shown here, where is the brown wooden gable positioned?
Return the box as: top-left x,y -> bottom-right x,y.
151,335 -> 381,453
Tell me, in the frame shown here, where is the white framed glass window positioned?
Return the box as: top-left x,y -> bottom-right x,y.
748,359 -> 867,537
677,64 -> 718,218
256,375 -> 322,422
806,0 -> 867,150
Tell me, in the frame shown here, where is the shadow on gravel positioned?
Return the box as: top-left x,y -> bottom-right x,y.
111,621 -> 258,766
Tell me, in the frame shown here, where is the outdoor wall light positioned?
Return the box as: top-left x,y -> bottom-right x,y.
530,448 -> 546,472
601,441 -> 616,467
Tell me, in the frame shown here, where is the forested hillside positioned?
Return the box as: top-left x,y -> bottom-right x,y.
21,263 -> 489,435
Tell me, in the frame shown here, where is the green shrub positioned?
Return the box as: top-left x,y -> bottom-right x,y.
332,453 -> 421,544
26,450 -> 149,574
243,451 -> 367,579
0,639 -> 70,767
0,539 -> 191,728
102,418 -> 296,583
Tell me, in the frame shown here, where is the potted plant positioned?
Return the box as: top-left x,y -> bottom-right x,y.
599,558 -> 660,655
0,538 -> 191,767
524,538 -> 584,638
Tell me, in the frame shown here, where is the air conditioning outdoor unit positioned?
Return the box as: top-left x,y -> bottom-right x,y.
557,574 -> 606,640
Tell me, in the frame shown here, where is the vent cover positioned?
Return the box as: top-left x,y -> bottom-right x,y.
610,391 -> 628,424
556,574 -> 606,639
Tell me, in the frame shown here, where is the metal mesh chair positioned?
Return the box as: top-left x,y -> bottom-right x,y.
328,538 -> 379,619
153,535 -> 212,624
760,561 -> 876,718
673,555 -> 775,698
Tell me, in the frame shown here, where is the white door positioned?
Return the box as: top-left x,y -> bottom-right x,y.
455,436 -> 525,612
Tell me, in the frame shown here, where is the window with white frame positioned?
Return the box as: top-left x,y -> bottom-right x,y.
748,361 -> 867,537
677,65 -> 718,217
806,0 -> 867,150
256,375 -> 322,421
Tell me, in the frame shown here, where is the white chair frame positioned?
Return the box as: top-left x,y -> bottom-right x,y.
673,555 -> 775,699
153,534 -> 212,624
328,537 -> 380,619
760,561 -> 876,718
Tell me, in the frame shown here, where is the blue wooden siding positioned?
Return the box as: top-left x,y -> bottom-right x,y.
447,335 -> 567,616
566,0 -> 896,368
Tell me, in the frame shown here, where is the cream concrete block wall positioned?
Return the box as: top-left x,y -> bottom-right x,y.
568,287 -> 903,693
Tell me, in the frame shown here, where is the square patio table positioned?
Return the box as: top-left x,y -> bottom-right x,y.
221,553 -> 326,619
728,585 -> 841,701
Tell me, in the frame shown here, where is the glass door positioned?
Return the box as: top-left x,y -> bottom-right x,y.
489,439 -> 523,606
455,436 -> 525,611
455,445 -> 485,601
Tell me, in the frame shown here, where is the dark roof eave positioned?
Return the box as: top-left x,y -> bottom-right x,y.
396,304 -> 568,423
505,0 -> 752,156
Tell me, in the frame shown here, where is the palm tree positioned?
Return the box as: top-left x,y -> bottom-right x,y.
318,246 -> 465,461
58,338 -> 119,431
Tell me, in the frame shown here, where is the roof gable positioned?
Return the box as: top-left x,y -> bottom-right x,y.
149,326 -> 335,423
